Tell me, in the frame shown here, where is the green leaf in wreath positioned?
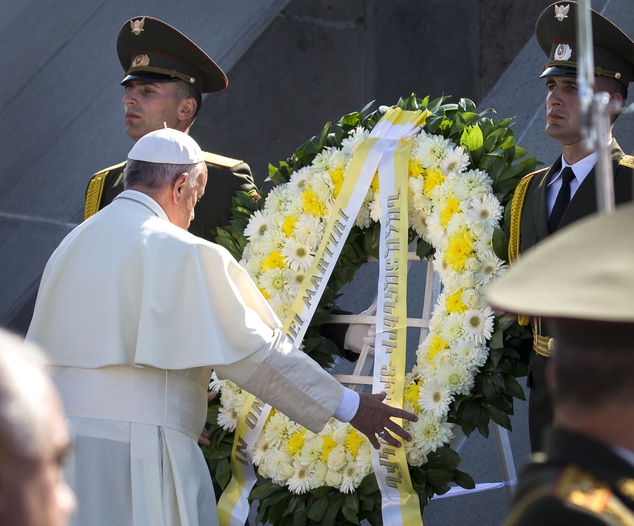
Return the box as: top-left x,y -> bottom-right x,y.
453,469 -> 476,489
426,447 -> 461,471
307,495 -> 330,522
492,227 -> 509,261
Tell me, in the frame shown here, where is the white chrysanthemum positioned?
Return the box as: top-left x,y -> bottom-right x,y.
260,228 -> 287,253
409,209 -> 427,238
437,362 -> 475,396
308,170 -> 335,204
266,295 -> 292,322
216,404 -> 239,431
341,126 -> 370,156
243,252 -> 264,279
266,185 -> 295,214
252,436 -> 271,466
425,214 -> 447,250
416,134 -> 451,168
265,412 -> 298,449
287,459 -> 312,494
463,307 -> 495,345
410,415 -> 454,454
368,194 -> 381,223
355,442 -> 373,474
281,236 -> 314,272
340,460 -> 362,494
446,213 -> 468,237
440,312 -> 466,343
259,267 -> 294,297
419,378 -> 454,418
311,149 -> 333,171
294,214 -> 324,248
355,202 -> 372,229
452,169 -> 493,201
441,146 -> 470,175
409,176 -> 432,213
465,193 -> 503,226
308,461 -> 328,489
328,149 -> 348,171
453,339 -> 489,370
299,436 -> 323,467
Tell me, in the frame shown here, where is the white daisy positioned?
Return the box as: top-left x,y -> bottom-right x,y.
252,436 -> 271,466
341,126 -> 370,157
287,166 -> 311,194
287,459 -> 312,494
437,362 -> 475,396
418,378 -> 453,418
216,404 -> 238,431
463,307 -> 495,345
475,250 -> 506,285
340,460 -> 362,494
368,194 -> 382,223
441,146 -> 470,175
282,236 -> 314,272
465,194 -> 503,226
244,209 -> 274,239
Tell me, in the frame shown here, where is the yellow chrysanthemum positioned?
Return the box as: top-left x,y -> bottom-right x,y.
445,229 -> 474,271
446,290 -> 468,313
302,188 -> 328,217
403,383 -> 422,412
321,435 -> 337,463
440,194 -> 461,228
371,171 -> 380,193
285,429 -> 307,457
261,250 -> 285,270
344,430 -> 365,458
423,167 -> 445,195
409,159 -> 425,179
329,168 -> 345,198
282,216 -> 298,237
428,335 -> 449,361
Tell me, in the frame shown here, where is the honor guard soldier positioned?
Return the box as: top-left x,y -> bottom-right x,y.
490,203 -> 634,526
509,2 -> 634,452
85,17 -> 259,241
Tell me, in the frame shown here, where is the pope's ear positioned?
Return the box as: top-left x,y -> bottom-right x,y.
171,172 -> 190,202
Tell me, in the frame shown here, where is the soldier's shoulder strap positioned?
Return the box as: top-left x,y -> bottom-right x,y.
85,161 -> 127,220
203,151 -> 244,169
618,154 -> 634,169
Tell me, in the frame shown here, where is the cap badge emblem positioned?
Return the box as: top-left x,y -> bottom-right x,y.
554,43 -> 573,61
130,18 -> 145,35
131,54 -> 150,68
554,4 -> 570,22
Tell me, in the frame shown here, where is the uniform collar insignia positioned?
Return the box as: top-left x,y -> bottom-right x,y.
130,18 -> 145,35
554,4 -> 570,22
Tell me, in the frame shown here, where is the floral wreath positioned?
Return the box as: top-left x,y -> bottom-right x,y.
205,95 -> 533,526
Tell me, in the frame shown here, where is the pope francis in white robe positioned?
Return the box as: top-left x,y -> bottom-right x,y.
27,129 -> 414,526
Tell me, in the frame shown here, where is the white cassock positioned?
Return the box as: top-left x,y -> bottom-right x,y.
27,190 -> 345,526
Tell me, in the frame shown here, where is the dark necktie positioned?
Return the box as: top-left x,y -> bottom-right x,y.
548,167 -> 576,233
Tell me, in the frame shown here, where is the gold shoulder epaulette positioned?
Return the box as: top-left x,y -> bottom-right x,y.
554,465 -> 612,514
84,161 -> 127,220
509,168 -> 547,326
619,155 -> 634,169
203,151 -> 243,168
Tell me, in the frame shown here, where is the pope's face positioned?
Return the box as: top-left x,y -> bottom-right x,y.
123,80 -> 182,141
0,379 -> 76,526
545,76 -> 582,146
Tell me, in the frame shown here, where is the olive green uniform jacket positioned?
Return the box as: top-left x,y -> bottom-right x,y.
85,152 -> 259,242
510,141 -> 634,452
504,429 -> 634,526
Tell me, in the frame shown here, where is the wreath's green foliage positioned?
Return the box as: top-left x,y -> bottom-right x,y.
204,95 -> 534,524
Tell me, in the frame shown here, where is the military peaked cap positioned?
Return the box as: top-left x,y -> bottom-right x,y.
117,16 -> 227,94
536,2 -> 634,86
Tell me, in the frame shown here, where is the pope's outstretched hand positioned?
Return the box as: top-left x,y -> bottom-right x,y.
350,392 -> 417,449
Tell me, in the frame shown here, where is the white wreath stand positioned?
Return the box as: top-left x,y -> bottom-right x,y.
330,253 -> 517,506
